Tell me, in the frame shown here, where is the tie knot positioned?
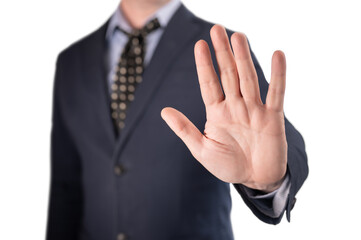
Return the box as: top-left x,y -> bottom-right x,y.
120,18 -> 160,38
138,18 -> 161,36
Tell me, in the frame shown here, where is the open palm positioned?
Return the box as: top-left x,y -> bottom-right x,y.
161,25 -> 288,192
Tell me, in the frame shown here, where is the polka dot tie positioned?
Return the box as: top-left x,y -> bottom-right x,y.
111,18 -> 160,134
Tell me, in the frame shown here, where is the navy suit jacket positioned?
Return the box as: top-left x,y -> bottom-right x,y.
46,4 -> 308,240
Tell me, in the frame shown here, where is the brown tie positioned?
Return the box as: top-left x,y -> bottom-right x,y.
110,18 -> 160,135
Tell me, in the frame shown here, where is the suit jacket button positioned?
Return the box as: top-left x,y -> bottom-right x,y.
114,165 -> 125,176
117,233 -> 127,240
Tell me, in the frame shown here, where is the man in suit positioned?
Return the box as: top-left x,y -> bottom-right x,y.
46,0 -> 308,239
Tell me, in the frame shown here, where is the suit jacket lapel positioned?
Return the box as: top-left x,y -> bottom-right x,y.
113,4 -> 202,160
81,20 -> 118,150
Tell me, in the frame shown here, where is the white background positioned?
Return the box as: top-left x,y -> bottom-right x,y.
0,0 -> 360,239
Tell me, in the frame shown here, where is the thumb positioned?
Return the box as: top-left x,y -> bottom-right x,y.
161,107 -> 204,159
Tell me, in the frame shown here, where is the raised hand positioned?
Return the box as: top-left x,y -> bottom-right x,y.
161,25 -> 287,193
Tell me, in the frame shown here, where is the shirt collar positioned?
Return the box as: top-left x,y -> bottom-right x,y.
106,0 -> 181,40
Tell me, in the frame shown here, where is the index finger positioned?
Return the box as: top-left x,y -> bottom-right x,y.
194,39 -> 224,107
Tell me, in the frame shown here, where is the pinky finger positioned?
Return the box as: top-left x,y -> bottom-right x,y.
266,51 -> 287,111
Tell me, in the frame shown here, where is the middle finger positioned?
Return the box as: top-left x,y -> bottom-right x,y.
210,25 -> 241,99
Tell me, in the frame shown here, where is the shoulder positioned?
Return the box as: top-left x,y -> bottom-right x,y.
183,5 -> 237,43
56,19 -> 109,64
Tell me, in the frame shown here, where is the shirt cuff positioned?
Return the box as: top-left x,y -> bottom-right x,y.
242,173 -> 291,218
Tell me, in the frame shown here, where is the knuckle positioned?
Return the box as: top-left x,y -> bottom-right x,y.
269,86 -> 285,95
220,66 -> 238,78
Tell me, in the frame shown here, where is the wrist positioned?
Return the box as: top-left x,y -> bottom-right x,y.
259,175 -> 286,193
244,172 -> 287,193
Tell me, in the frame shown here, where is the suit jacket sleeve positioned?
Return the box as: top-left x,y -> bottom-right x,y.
46,53 -> 83,240
233,47 -> 309,225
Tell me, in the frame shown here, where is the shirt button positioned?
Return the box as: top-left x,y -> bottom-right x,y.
117,233 -> 127,240
114,165 -> 125,176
